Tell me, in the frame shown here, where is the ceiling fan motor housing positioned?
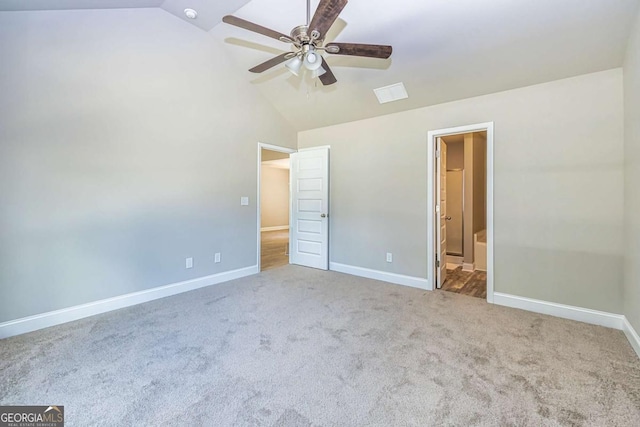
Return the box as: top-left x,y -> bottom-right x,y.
290,25 -> 323,47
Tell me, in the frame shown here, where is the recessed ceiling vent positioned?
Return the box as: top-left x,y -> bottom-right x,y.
374,82 -> 408,104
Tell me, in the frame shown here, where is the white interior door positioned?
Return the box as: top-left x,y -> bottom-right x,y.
290,147 -> 329,270
436,139 -> 448,288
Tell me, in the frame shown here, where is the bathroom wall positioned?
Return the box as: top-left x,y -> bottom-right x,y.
447,140 -> 464,170
463,134 -> 475,265
473,133 -> 487,235
444,140 -> 464,256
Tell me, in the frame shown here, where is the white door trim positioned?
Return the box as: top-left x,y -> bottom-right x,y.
257,143 -> 296,271
427,122 -> 495,303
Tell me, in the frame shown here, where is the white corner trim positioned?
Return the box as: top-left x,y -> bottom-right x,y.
462,262 -> 475,272
330,262 -> 429,290
0,265 -> 259,339
623,316 -> 640,358
493,292 -> 624,330
260,225 -> 289,232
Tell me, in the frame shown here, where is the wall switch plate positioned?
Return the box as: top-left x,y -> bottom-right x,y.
241,196 -> 249,206
214,253 -> 221,263
186,257 -> 193,269
386,253 -> 393,263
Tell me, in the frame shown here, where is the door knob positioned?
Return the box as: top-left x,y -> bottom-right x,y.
445,216 -> 452,220
321,213 -> 327,218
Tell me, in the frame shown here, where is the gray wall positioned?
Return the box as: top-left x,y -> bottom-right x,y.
299,69 -> 624,314
0,8 -> 296,322
623,6 -> 640,332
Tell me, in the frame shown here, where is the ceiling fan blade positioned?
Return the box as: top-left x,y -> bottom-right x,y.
249,52 -> 296,73
325,43 -> 392,59
308,0 -> 348,40
319,57 -> 337,86
222,15 -> 293,43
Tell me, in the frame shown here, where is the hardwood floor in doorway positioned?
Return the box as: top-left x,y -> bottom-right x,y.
261,229 -> 289,271
441,267 -> 486,299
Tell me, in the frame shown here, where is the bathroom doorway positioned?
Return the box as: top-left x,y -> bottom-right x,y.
427,123 -> 494,302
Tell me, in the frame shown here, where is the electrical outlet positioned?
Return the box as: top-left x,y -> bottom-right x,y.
186,257 -> 193,269
214,253 -> 221,263
240,196 -> 249,206
386,253 -> 393,263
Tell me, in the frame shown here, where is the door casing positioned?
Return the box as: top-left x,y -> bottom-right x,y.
427,123 -> 495,303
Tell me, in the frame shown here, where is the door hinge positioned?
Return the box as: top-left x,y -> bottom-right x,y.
435,150 -> 441,159
436,258 -> 440,268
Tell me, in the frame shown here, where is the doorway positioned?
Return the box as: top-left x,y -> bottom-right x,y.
258,144 -> 295,271
257,144 -> 331,271
427,123 -> 494,303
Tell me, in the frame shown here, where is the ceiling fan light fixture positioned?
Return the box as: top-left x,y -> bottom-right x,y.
285,55 -> 303,76
311,66 -> 327,79
303,50 -> 323,71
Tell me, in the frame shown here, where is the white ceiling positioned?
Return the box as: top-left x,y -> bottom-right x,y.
2,0 -> 639,131
0,0 -> 251,31
0,0 -> 163,11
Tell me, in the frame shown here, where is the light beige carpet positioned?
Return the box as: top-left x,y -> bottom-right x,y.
1,265 -> 639,425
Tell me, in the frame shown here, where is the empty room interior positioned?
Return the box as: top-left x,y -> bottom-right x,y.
1,0 -> 640,425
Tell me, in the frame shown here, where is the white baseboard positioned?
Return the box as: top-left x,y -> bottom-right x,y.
261,225 -> 289,232
0,265 -> 258,339
462,262 -> 475,272
446,255 -> 463,265
623,317 -> 640,358
493,292 -> 624,330
330,262 -> 429,290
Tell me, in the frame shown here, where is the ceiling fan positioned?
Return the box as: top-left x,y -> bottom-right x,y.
222,0 -> 392,86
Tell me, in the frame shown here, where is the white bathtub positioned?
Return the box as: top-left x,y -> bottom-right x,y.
474,230 -> 487,271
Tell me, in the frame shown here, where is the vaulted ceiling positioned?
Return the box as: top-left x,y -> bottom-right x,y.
2,0 -> 639,131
